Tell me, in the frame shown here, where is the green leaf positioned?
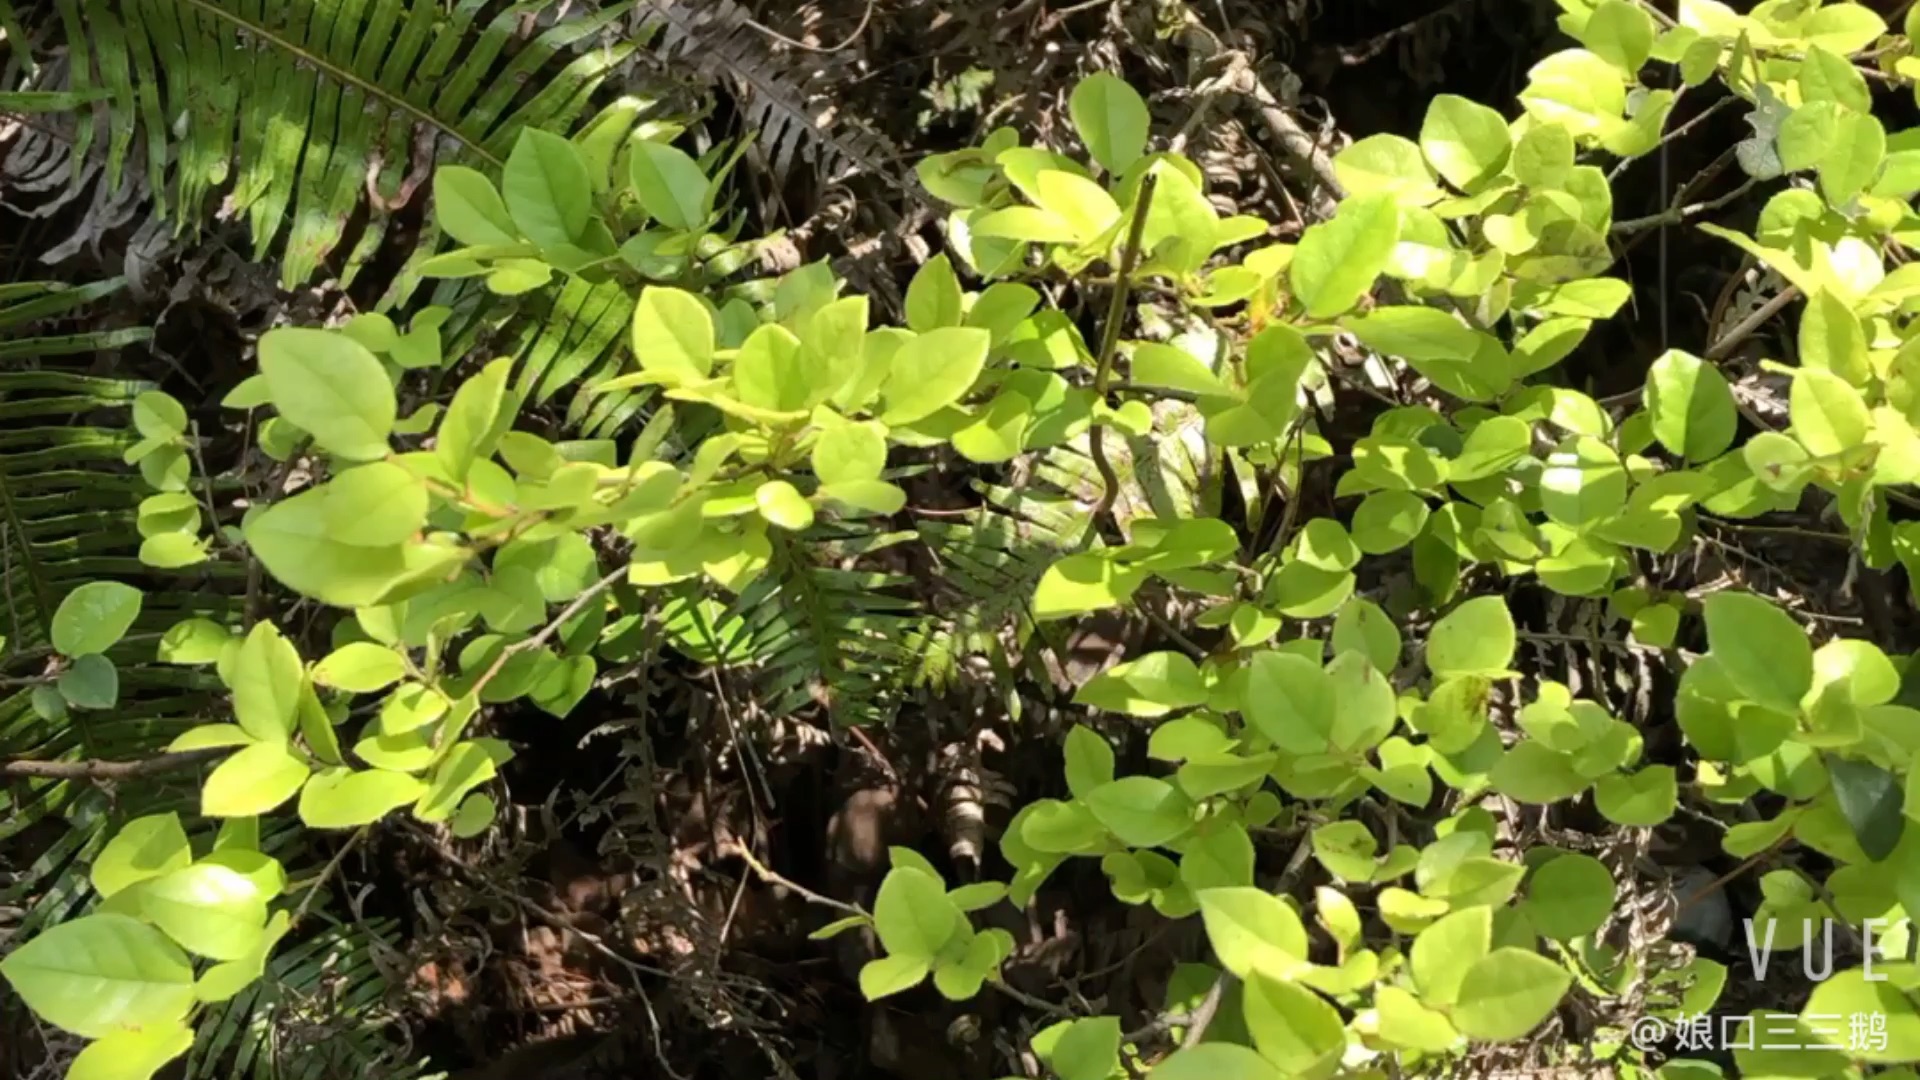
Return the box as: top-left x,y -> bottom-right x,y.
312,642 -> 406,694
0,914 -> 194,1038
1075,651 -> 1208,716
629,141 -> 710,230
1802,3 -> 1887,54
436,359 -> 514,483
1799,45 -> 1871,113
243,489 -> 418,608
1800,287 -> 1871,384
1069,73 -> 1150,174
1085,777 -> 1195,847
1525,852 -> 1615,940
52,581 -> 142,657
433,166 -> 519,247
1491,741 -> 1590,803
414,739 -> 511,822
812,422 -> 888,484
1064,726 -> 1116,798
1333,598 -> 1402,674
755,479 -> 816,531
1050,1017 -> 1123,1080
1512,123 -> 1575,189
505,128 -> 594,248
230,622 -> 302,742
1352,490 -> 1431,554
139,533 -> 208,569
1328,650 -> 1396,753
1412,906 -> 1491,1006
1034,553 -> 1148,620
879,327 -> 992,425
858,954 -> 931,1000
1428,596 -> 1516,679
1594,765 -> 1678,826
1791,367 -> 1871,457
1646,349 -> 1737,461
1334,134 -> 1442,203
138,863 -> 268,960
1450,417 -> 1531,481
1240,652 -> 1333,754
59,654 -> 119,710
905,253 -> 964,333
1584,0 -> 1655,73
1180,821 -> 1255,891
1539,436 -> 1628,529
298,767 -> 427,829
1196,887 -> 1310,981
257,328 -> 395,461
631,287 -> 716,384
1703,592 -> 1812,714
872,867 -> 959,958
1242,973 -> 1347,1076
1420,94 -> 1513,191
132,391 -> 187,440
201,741 -> 311,818
192,910 -> 290,1005
1290,193 -> 1399,319
66,1021 -> 193,1080
1828,757 -> 1905,860
1801,968 -> 1920,1063
449,793 -> 496,839
1146,1045 -> 1282,1080
92,813 -> 191,899
1451,948 -> 1572,1040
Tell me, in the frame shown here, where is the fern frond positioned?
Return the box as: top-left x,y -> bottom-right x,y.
5,0 -> 651,287
664,526 -> 927,726
189,916 -> 426,1080
635,0 -> 906,191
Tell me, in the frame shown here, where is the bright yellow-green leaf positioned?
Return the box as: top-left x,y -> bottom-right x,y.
631,287 -> 716,384
0,914 -> 194,1038
201,741 -> 310,817
67,1019 -> 194,1080
879,327 -> 992,425
1451,948 -> 1573,1040
1428,596 -> 1516,679
257,328 -> 395,461
1069,72 -> 1150,174
138,863 -> 268,960
92,813 -> 191,899
1196,886 -> 1310,981
1703,591 -> 1813,714
1290,193 -> 1399,319
433,166 -> 518,247
299,766 -> 427,829
1646,349 -> 1737,461
52,581 -> 142,658
755,479 -> 815,531
629,140 -> 710,230
1421,94 -> 1513,191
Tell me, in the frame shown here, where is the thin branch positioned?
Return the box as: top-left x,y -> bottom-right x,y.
990,980 -> 1074,1018
291,826 -> 368,926
1705,285 -> 1801,360
722,840 -> 867,918
1608,94 -> 1740,181
0,746 -> 226,781
466,563 -> 627,703
1611,176 -> 1757,236
1082,174 -> 1161,551
744,0 -> 876,53
1178,974 -> 1229,1048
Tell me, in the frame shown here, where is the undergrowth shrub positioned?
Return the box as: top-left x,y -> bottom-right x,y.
12,1 -> 1920,1077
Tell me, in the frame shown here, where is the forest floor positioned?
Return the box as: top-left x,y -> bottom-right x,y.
6,0 -> 1910,1078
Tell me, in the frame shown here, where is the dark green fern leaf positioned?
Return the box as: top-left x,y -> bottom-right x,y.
5,0 -> 645,287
